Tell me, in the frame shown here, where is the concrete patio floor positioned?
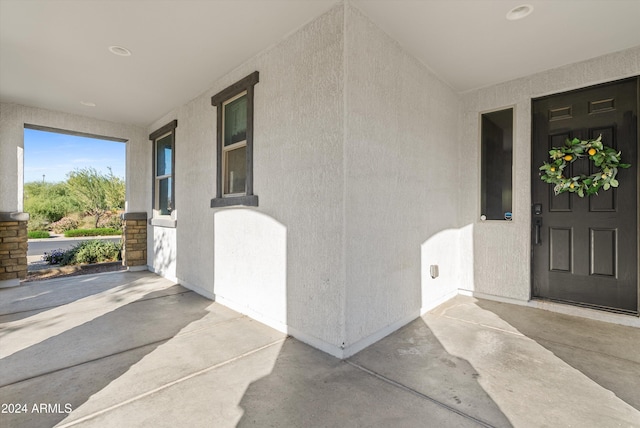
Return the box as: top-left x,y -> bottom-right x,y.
1,271 -> 638,428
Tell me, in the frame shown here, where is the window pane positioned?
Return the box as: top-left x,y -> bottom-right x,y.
481,109 -> 513,220
156,134 -> 172,176
224,95 -> 247,146
158,177 -> 172,215
224,146 -> 246,195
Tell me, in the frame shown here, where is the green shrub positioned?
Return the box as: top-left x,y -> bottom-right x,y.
64,228 -> 122,237
61,240 -> 122,266
28,230 -> 50,239
24,182 -> 80,222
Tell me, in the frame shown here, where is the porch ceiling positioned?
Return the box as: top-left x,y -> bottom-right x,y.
1,0 -> 639,127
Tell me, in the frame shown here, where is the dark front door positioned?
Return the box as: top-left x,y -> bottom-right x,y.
532,77 -> 638,314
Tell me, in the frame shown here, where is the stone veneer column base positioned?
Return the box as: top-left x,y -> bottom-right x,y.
121,212 -> 148,270
0,212 -> 29,288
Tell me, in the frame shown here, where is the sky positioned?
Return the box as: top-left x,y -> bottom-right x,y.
24,129 -> 126,183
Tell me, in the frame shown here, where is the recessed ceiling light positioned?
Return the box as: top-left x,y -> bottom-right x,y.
80,101 -> 96,107
108,45 -> 132,56
506,4 -> 533,21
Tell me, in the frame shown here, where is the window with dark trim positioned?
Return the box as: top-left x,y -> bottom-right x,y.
149,120 -> 177,225
210,71 -> 259,208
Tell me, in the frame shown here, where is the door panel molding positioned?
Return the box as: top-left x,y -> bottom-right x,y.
589,228 -> 617,278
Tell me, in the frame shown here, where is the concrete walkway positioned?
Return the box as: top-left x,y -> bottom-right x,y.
0,271 -> 638,428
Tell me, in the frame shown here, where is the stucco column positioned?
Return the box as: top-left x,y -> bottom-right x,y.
121,212 -> 148,271
0,212 -> 29,288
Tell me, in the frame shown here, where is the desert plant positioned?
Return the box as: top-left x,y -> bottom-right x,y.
97,212 -> 123,231
24,181 -> 80,222
49,217 -> 79,234
27,214 -> 49,232
66,167 -> 125,228
61,240 -> 122,265
42,248 -> 66,265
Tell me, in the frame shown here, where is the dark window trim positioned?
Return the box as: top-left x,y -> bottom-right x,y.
210,71 -> 259,208
150,119 -> 178,141
211,72 -> 259,106
150,120 -> 177,221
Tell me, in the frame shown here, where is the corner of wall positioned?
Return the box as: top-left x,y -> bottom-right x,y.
342,2 -> 464,350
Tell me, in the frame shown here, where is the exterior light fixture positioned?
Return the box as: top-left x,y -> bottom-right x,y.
108,45 -> 132,56
506,4 -> 533,20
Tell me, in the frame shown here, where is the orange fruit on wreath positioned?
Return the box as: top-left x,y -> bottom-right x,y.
563,154 -> 573,161
588,148 -> 596,156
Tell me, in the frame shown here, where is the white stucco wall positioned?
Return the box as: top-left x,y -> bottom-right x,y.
0,102 -> 148,214
0,103 -> 23,212
145,3 -> 464,357
139,3 -> 639,358
150,226 -> 177,282
458,46 -> 640,302
146,4 -> 346,354
342,5 -> 462,354
146,93 -> 214,290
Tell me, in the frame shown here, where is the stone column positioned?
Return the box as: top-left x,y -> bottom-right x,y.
121,212 -> 148,271
0,212 -> 29,288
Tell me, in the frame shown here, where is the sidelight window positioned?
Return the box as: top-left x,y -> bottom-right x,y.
480,108 -> 513,220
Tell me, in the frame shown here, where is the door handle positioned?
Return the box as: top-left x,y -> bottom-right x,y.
533,217 -> 543,245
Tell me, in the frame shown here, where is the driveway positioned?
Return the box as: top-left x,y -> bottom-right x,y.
1,271 -> 638,427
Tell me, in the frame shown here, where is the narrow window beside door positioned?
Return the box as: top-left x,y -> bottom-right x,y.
480,108 -> 513,220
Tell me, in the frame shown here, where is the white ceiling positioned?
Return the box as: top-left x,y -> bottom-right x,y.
1,0 -> 639,127
353,0 -> 640,92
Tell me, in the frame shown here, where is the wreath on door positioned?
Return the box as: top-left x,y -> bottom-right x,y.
539,135 -> 631,197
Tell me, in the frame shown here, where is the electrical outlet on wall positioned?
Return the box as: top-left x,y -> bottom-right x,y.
430,265 -> 439,279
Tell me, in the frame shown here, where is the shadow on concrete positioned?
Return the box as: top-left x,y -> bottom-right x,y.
238,318 -> 511,427
0,272 -> 145,323
0,284 -> 210,428
476,299 -> 640,412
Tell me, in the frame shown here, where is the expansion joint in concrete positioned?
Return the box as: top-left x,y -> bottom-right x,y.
345,360 -> 496,428
55,338 -> 286,428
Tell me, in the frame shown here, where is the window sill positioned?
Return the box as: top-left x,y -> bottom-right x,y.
210,195 -> 258,208
150,217 -> 177,228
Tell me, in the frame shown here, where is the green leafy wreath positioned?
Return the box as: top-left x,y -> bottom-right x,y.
539,135 -> 631,198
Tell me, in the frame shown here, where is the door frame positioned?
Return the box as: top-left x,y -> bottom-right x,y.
529,76 -> 640,315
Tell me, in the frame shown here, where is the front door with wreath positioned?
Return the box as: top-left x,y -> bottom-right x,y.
531,77 -> 638,314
